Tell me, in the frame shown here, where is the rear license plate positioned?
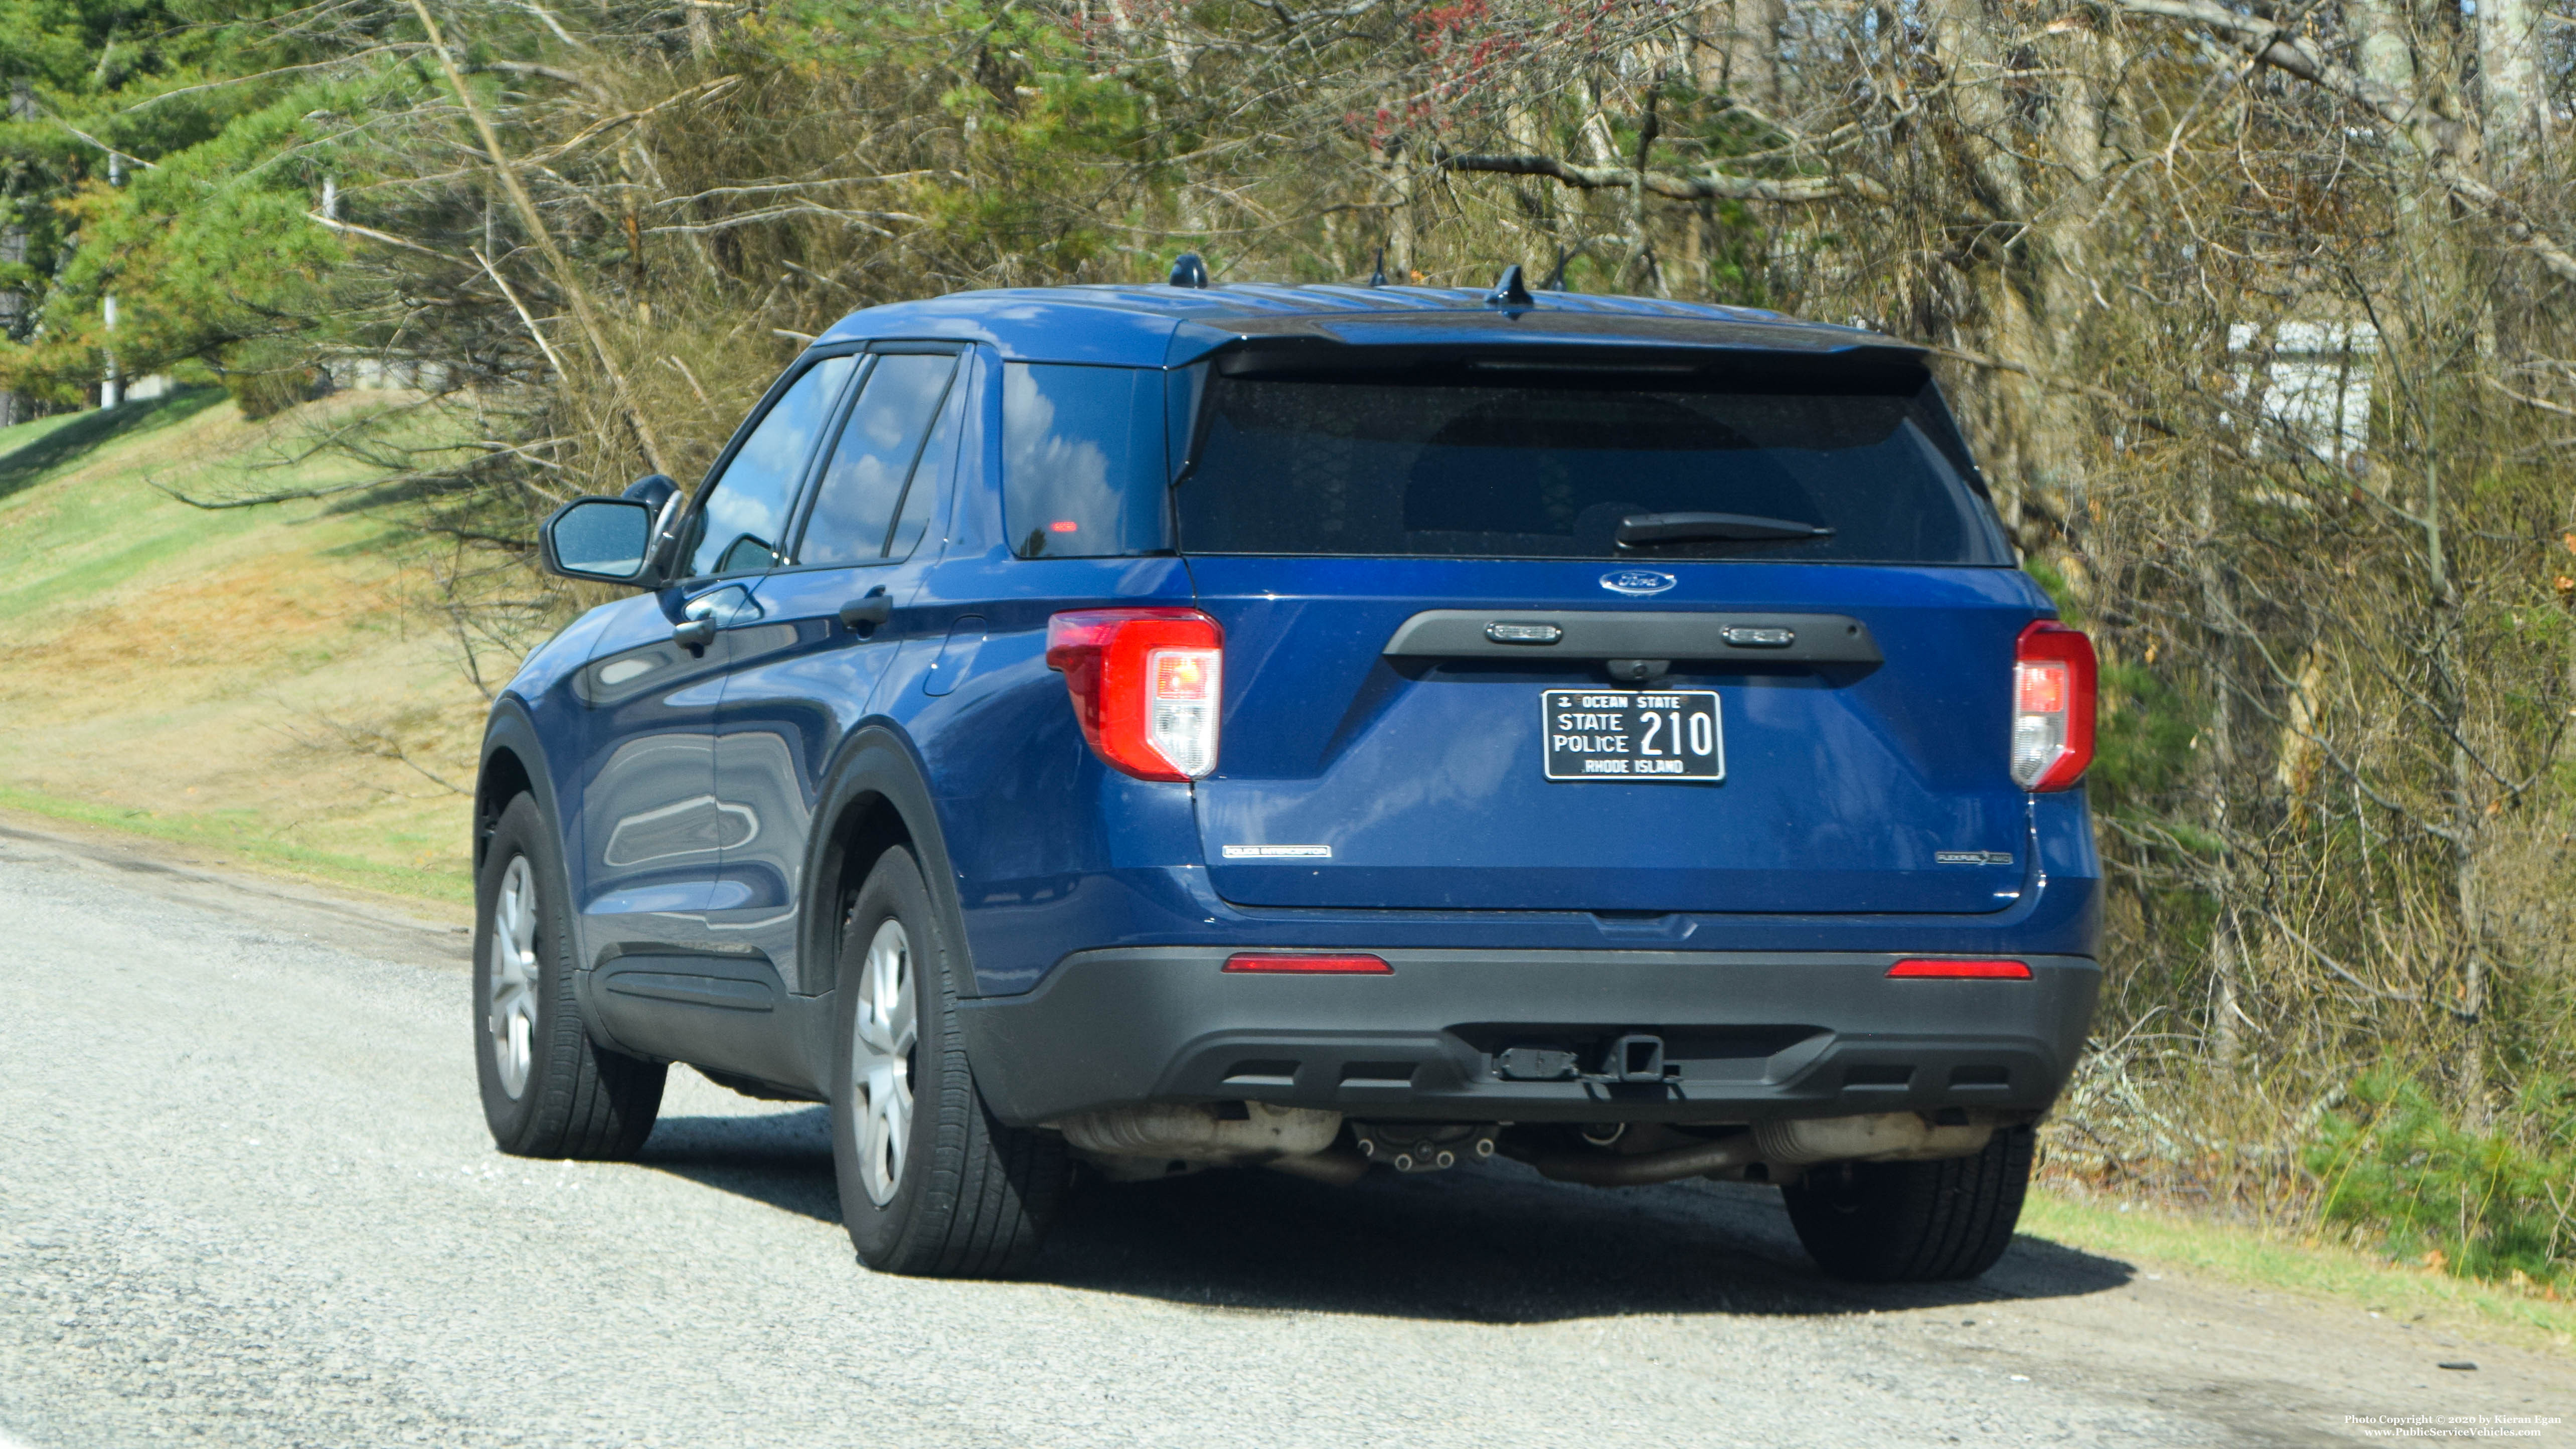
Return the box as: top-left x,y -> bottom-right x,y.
1542,689 -> 1723,782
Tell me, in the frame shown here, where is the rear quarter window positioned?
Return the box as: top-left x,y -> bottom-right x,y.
1001,363 -> 1168,558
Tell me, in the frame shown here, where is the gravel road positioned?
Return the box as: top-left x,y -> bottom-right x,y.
2,821 -> 2567,1448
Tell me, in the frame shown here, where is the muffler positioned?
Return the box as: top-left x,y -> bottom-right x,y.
1053,1101 -> 1342,1168
1507,1112 -> 1996,1188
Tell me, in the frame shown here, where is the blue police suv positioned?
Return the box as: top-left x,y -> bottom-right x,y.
477,264 -> 2101,1283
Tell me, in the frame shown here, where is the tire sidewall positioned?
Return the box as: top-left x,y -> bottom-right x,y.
473,793 -> 578,1152
833,845 -> 947,1267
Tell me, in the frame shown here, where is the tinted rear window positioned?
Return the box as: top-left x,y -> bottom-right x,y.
1174,376 -> 2009,564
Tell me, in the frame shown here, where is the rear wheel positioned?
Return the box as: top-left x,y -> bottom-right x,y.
831,845 -> 1069,1277
474,793 -> 666,1158
1782,1123 -> 2033,1282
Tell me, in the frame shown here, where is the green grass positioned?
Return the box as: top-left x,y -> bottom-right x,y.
0,390 -> 230,498
0,785 -> 473,907
2023,1188 -> 2576,1351
0,388 -> 489,908
0,386 -> 378,618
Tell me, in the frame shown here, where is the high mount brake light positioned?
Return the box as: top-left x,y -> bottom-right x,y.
2011,620 -> 2098,792
1887,958 -> 2033,980
1045,608 -> 1224,782
1222,953 -> 1393,975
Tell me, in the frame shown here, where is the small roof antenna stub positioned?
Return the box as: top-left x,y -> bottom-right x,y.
1169,252 -> 1210,288
1487,263 -> 1536,310
1368,246 -> 1388,288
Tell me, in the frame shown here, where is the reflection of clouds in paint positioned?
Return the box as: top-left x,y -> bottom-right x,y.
1005,364 -> 1117,547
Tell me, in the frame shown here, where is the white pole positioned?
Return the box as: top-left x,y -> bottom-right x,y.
102,293 -> 120,409
103,150 -> 125,409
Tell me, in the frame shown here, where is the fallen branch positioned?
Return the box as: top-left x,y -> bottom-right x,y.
471,246 -> 568,378
307,211 -> 455,262
1435,151 -> 1884,204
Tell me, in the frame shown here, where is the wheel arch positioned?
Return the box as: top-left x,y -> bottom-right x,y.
799,722 -> 973,1001
476,699 -> 562,877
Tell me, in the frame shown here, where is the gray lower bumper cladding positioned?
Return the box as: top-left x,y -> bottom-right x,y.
955,948 -> 2099,1127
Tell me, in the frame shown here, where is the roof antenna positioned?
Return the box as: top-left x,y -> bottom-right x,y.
1168,252 -> 1210,288
1540,246 -> 1569,292
1486,263 -> 1535,310
1368,245 -> 1387,288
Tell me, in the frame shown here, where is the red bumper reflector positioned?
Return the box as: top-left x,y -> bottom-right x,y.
1222,953 -> 1393,976
1887,958 -> 2033,980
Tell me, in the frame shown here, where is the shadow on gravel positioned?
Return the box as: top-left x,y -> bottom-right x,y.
637,1108 -> 2133,1324
639,1108 -> 841,1225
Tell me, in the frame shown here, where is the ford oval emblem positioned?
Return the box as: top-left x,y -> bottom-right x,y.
1599,569 -> 1677,597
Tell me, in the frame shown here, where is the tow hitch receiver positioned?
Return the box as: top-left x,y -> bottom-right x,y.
1606,1033 -> 1666,1082
1492,1034 -> 1671,1084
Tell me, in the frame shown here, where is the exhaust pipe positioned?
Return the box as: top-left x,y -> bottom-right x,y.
1504,1134 -> 1759,1187
1505,1112 -> 1998,1188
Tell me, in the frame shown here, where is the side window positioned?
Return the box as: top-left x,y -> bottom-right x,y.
888,372 -> 969,561
796,352 -> 958,566
1002,363 -> 1168,558
684,355 -> 855,578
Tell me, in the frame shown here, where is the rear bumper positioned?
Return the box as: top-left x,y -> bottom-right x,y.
955,948 -> 2099,1126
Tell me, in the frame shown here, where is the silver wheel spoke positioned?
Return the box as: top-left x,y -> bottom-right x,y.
487,856 -> 541,1101
851,917 -> 917,1205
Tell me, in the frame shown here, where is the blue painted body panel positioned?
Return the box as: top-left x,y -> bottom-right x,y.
490,284 -> 2101,1020
1188,556 -> 2042,914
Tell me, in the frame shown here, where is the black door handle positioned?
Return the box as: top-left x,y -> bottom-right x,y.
673,617 -> 717,649
839,590 -> 892,633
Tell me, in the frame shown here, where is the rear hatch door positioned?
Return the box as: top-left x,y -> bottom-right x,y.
1178,352 -> 2039,914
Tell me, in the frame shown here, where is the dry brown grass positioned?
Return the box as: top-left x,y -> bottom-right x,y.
0,392 -> 494,897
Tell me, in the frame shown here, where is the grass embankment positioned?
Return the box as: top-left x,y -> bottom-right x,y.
0,388 -> 490,904
2025,1188 -> 2576,1353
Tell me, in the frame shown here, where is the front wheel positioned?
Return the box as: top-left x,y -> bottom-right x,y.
473,793 -> 666,1158
831,845 -> 1069,1277
1782,1123 -> 2034,1282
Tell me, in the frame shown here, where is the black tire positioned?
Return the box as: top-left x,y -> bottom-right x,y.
1783,1123 -> 2034,1282
831,844 -> 1069,1277
473,792 -> 666,1158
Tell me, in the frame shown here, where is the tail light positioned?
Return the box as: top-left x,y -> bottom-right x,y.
1045,608 -> 1224,781
1222,952 -> 1392,975
2010,620 -> 2096,791
1888,957 -> 2033,980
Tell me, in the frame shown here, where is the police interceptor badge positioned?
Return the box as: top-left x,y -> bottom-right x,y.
1542,689 -> 1723,781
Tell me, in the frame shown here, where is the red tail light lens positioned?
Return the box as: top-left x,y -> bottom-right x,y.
1222,953 -> 1393,975
1887,958 -> 2033,980
2010,620 -> 2097,791
1045,608 -> 1224,781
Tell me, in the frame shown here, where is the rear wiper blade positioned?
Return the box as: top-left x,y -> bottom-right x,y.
1616,511 -> 1836,547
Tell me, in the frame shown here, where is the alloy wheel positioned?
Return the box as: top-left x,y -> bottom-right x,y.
851,917 -> 917,1205
487,855 -> 541,1100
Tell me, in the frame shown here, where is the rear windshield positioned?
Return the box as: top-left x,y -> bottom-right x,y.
1174,375 -> 2011,565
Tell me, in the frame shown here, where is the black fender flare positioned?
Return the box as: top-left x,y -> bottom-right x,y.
475,697 -> 564,878
795,723 -> 977,999
476,697 -> 630,1047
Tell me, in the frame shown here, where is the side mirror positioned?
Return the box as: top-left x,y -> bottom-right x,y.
622,472 -> 684,579
540,497 -> 657,584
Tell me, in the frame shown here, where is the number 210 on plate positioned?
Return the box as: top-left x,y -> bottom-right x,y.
1540,690 -> 1724,782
